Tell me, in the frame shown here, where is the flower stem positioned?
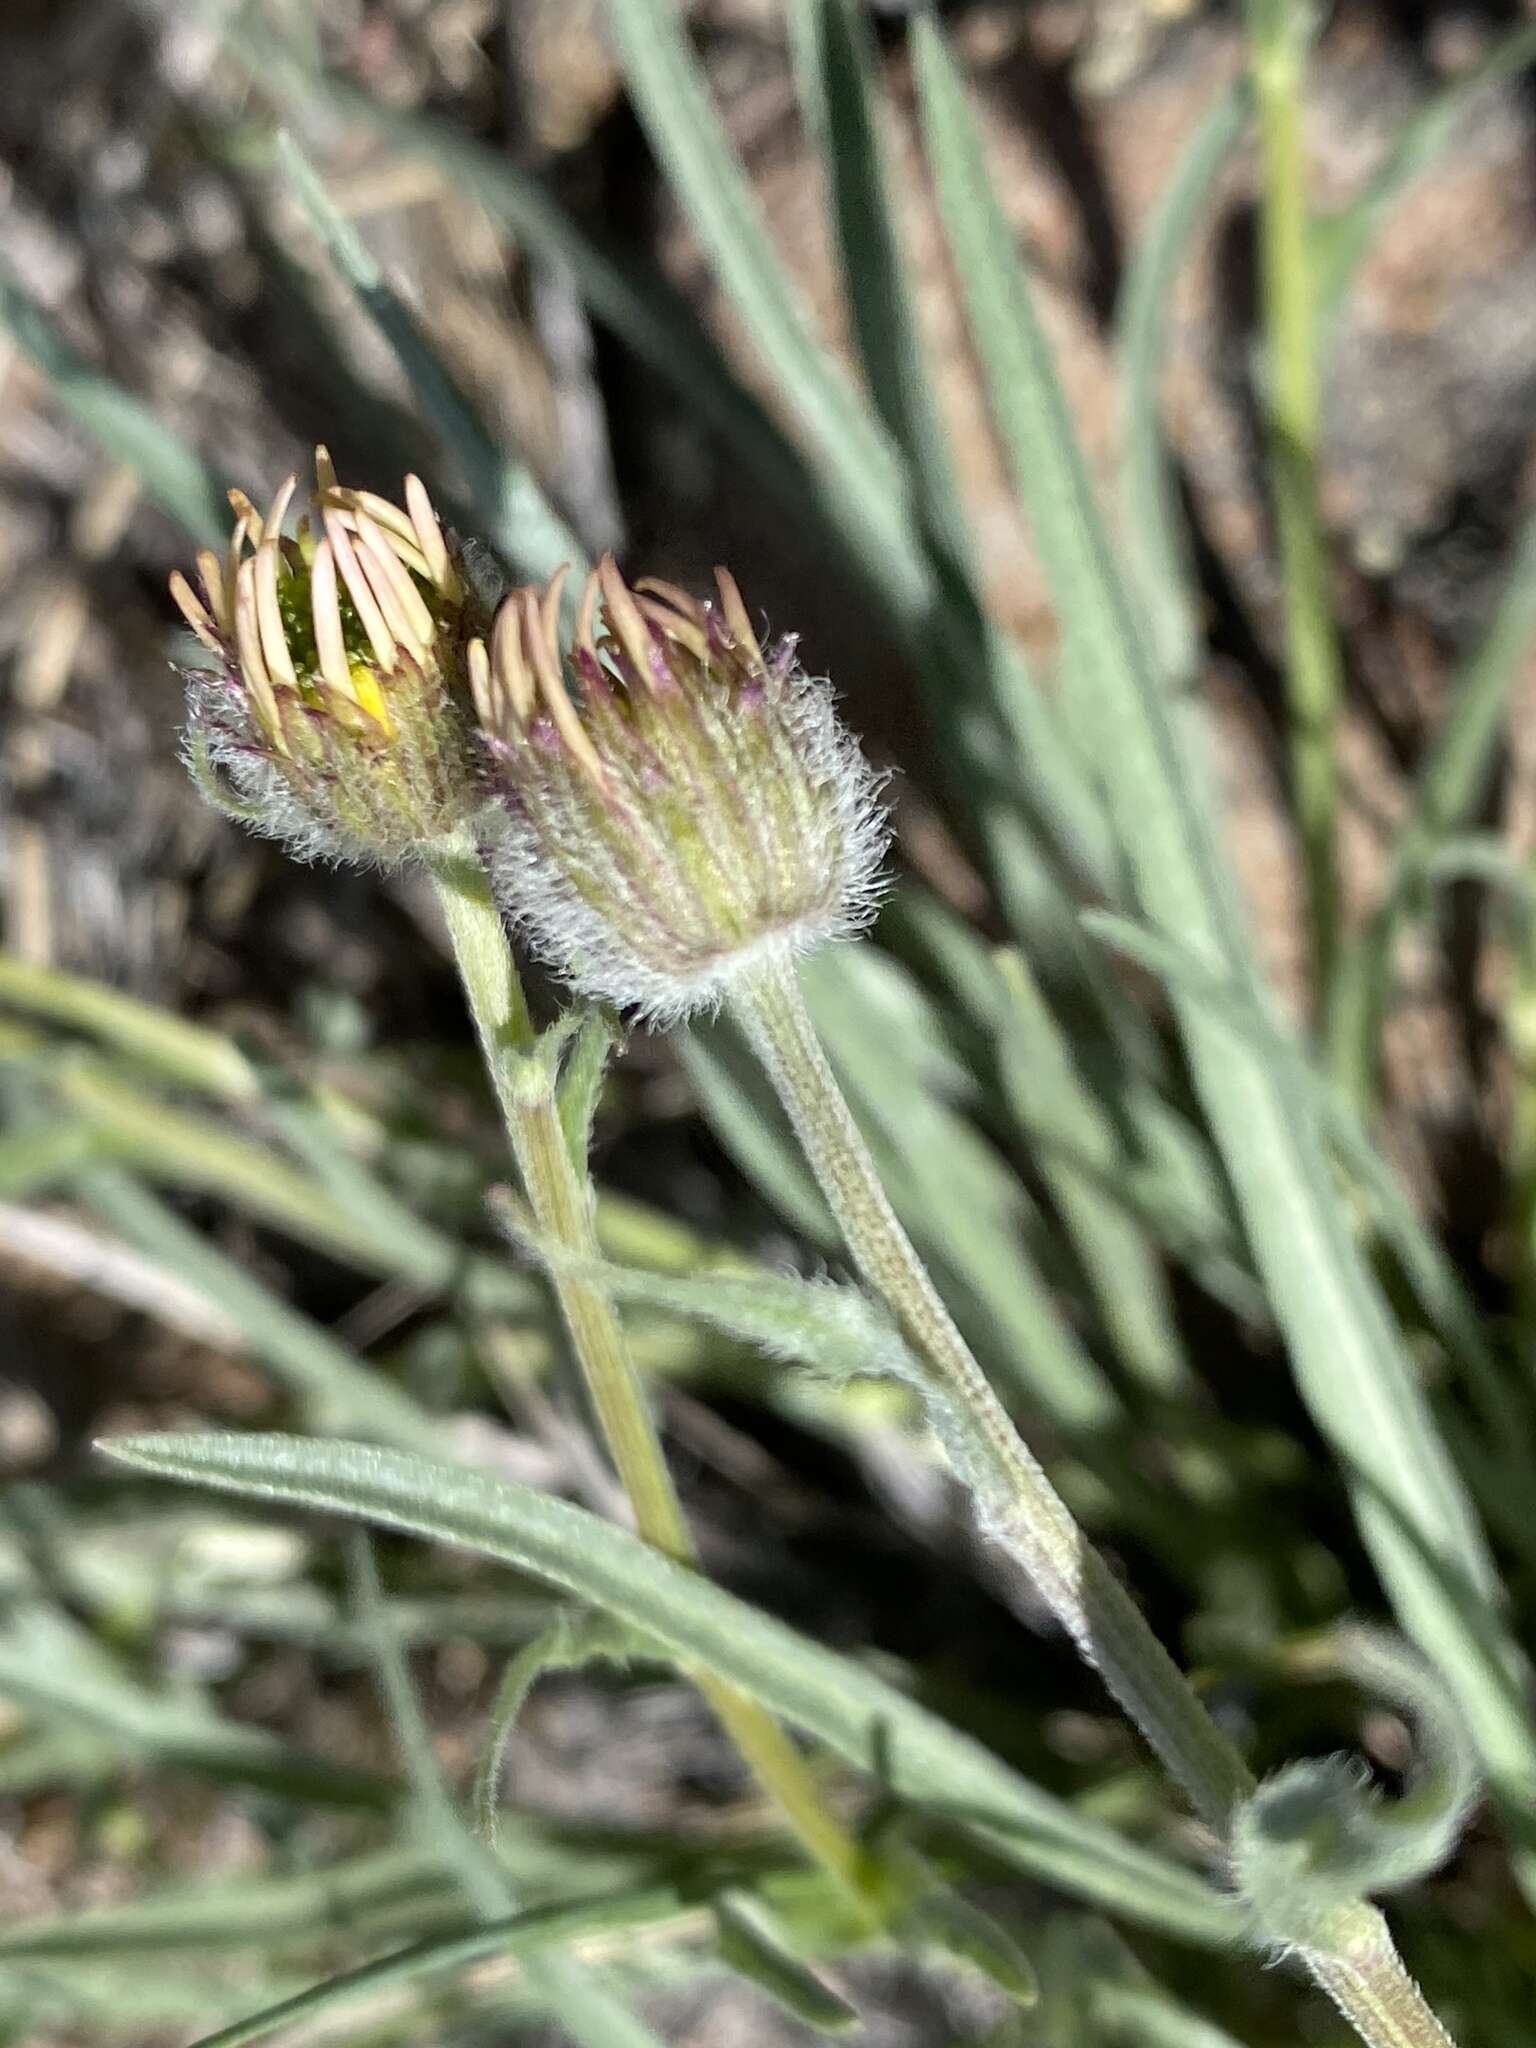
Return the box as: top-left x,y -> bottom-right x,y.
1247,0 -> 1344,1007
736,951 -> 1251,1826
426,839 -> 870,1906
734,949 -> 1455,2048
1310,1908 -> 1457,2048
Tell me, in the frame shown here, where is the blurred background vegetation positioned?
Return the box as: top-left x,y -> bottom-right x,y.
4,0 -> 1536,2041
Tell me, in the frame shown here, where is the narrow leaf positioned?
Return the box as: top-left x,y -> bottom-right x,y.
556,1009 -> 619,1173
475,1608 -> 635,1848
1086,909 -> 1536,1505
0,1849 -> 443,1958
713,1890 -> 858,2034
346,1532 -> 664,2048
98,1432 -> 1241,1947
271,128 -> 583,586
996,950 -> 1193,1396
789,0 -> 968,559
496,1203 -> 908,1385
913,14 -> 1536,1876
0,1601 -> 392,1808
604,0 -> 907,553
164,1887 -> 699,2048
1115,82 -> 1247,681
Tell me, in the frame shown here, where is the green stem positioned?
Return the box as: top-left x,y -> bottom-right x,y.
734,951 -> 1252,1830
425,838 -> 870,1907
1248,0 -> 1344,1006
1310,1909 -> 1456,2048
734,949 -> 1453,2048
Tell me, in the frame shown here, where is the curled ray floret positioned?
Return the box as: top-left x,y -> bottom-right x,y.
476,556 -> 890,1022
171,451 -> 488,865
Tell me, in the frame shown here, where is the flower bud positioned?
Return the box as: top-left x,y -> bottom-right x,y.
170,452 -> 488,865
475,557 -> 888,1021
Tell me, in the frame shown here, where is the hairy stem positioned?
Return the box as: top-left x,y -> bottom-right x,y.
1247,0 -> 1344,1006
734,948 -> 1455,2048
1309,1908 -> 1456,2048
427,839 -> 869,1904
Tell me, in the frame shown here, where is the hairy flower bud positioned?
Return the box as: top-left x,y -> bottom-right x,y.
475,557 -> 888,1021
171,452 -> 488,864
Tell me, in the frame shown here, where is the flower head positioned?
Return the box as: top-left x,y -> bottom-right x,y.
171,452 -> 488,864
475,557 -> 888,1021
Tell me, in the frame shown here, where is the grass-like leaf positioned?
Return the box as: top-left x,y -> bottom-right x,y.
1115,82 -> 1247,682
0,1115 -> 104,1197
99,1431 -> 1241,1947
912,13 -> 1536,1877
801,946 -> 1119,1429
22,1052 -> 534,1313
604,0 -> 907,563
214,10 -> 819,532
346,1531 -> 666,2048
162,1888 -> 697,2048
603,0 -> 1123,941
270,129 -> 584,587
995,950 -> 1192,1396
788,0 -> 967,559
1086,911 -> 1536,1546
713,1890 -> 859,2034
0,1848 -> 444,1958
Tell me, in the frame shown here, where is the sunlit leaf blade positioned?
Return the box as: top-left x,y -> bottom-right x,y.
799,947 -> 1120,1429
270,129 -> 584,586
212,9 -> 820,525
1115,82 -> 1247,682
1086,909 -> 1536,1533
0,1116 -> 103,1197
100,1432 -> 1241,1947
22,1052 -> 535,1314
713,1891 -> 859,2034
788,0 -> 968,559
910,13 -> 1536,1882
995,951 -> 1192,1397
604,0 -> 905,546
0,1849 -> 444,1958
602,0 -> 1127,957
887,890 -> 1253,1315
